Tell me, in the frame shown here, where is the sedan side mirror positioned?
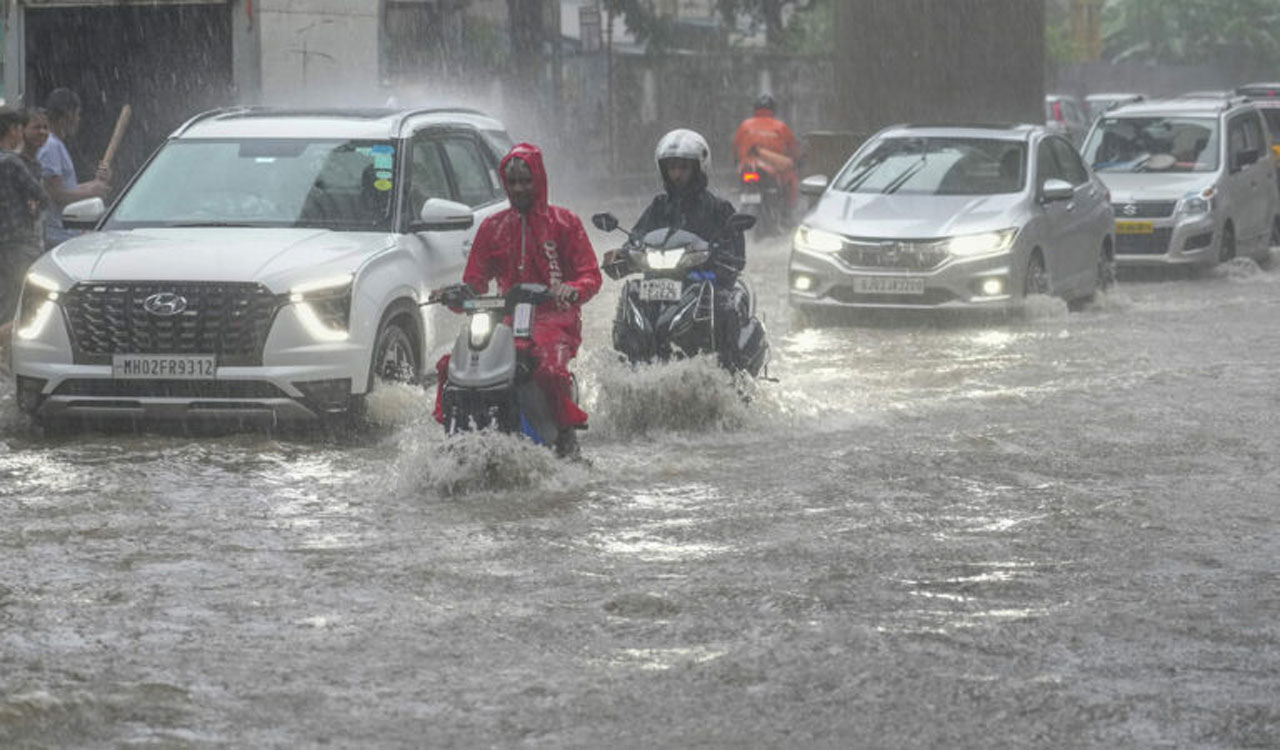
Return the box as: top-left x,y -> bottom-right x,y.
412,198 -> 473,232
592,212 -> 619,232
726,213 -> 757,233
1041,178 -> 1074,203
62,197 -> 106,230
800,175 -> 829,196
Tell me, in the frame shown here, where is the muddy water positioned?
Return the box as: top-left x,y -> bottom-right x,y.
1,232 -> 1278,748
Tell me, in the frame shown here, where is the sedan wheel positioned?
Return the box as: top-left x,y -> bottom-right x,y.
1023,253 -> 1049,298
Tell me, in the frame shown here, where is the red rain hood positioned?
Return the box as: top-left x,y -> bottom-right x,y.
499,142 -> 549,213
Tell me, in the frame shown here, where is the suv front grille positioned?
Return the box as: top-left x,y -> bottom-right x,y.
838,239 -> 949,271
52,379 -> 288,399
1112,201 -> 1177,218
61,282 -> 284,366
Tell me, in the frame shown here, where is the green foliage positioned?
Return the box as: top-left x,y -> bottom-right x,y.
1046,18 -> 1082,64
1103,0 -> 1280,67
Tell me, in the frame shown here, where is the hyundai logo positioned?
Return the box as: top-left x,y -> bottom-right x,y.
143,292 -> 188,316
1123,203 -> 1139,216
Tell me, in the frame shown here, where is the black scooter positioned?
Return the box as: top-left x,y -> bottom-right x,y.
591,212 -> 769,377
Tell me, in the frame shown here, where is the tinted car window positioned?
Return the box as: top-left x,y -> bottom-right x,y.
1260,109 -> 1280,144
442,137 -> 499,207
1049,137 -> 1089,185
1036,140 -> 1065,185
408,136 -> 451,217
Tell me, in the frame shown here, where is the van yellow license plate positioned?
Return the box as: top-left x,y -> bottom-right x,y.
1116,220 -> 1155,235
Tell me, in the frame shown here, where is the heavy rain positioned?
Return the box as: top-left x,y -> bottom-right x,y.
1,1 -> 1279,747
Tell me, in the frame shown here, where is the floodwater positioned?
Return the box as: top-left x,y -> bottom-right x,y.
1,228 -> 1278,749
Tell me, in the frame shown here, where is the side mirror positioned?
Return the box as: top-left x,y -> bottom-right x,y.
412,198 -> 473,232
63,197 -> 106,230
592,212 -> 619,232
1234,147 -> 1260,171
800,175 -> 829,196
726,213 -> 757,233
1041,178 -> 1074,203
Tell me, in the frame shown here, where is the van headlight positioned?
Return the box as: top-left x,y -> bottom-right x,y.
945,229 -> 1018,258
794,225 -> 844,253
15,272 -> 63,340
1179,187 -> 1215,216
290,274 -> 353,341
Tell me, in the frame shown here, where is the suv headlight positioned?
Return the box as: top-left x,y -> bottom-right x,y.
290,274 -> 353,342
15,272 -> 63,340
1179,187 -> 1215,216
794,225 -> 844,253
945,228 -> 1018,258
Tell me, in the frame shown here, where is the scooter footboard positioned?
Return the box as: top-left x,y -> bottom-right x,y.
441,384 -> 519,433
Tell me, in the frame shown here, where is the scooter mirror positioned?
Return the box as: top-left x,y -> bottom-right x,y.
725,213 -> 757,233
592,212 -> 620,232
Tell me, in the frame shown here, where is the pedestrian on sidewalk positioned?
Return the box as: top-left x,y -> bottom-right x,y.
0,106 -> 51,342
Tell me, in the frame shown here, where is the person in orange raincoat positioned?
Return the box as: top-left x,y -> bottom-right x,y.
432,143 -> 602,455
733,93 -> 800,215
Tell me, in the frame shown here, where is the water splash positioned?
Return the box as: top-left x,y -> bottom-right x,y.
363,379 -> 435,428
584,353 -> 754,436
390,426 -> 587,497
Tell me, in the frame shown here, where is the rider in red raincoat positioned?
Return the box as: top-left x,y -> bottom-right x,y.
433,143 -> 602,444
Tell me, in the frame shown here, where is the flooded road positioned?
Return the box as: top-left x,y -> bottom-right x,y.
2,229 -> 1279,748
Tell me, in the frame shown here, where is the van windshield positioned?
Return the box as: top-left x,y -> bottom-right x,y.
106,138 -> 399,231
1083,117 -> 1219,173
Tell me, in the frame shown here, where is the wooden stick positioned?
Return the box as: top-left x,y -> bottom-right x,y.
100,104 -> 132,169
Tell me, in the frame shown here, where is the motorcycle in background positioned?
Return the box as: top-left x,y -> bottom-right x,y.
737,144 -> 794,238
591,212 -> 770,378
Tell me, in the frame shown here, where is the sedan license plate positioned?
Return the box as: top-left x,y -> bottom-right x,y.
853,276 -> 926,295
739,193 -> 763,205
638,278 -> 682,302
1116,220 -> 1155,235
112,354 -> 217,379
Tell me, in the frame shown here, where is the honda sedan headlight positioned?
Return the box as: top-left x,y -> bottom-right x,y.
15,272 -> 63,340
290,274 -> 353,342
945,228 -> 1018,258
794,226 -> 844,253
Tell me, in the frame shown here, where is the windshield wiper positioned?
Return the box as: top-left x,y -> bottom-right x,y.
882,151 -> 929,194
165,221 -> 257,228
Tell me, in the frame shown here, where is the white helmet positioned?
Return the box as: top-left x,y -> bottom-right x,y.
654,128 -> 711,176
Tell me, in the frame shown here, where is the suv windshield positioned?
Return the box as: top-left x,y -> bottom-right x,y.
1083,116 -> 1220,173
106,138 -> 399,231
833,137 -> 1026,196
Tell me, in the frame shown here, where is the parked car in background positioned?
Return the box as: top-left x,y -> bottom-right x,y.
1235,82 -> 1280,168
1081,97 -> 1279,269
11,106 -> 515,426
1045,94 -> 1090,147
788,124 -> 1115,317
1085,93 -> 1145,121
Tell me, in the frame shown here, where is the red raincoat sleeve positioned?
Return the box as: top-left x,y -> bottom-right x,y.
461,214 -> 504,294
558,211 -> 603,303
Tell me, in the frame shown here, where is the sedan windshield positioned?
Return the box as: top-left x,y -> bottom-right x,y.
1083,117 -> 1219,173
106,139 -> 399,231
832,137 -> 1026,196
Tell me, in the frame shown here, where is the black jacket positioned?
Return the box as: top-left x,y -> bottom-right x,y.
631,166 -> 745,285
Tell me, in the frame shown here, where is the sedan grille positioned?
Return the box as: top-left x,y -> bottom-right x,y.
838,239 -> 950,271
1112,201 -> 1177,219
1115,228 -> 1174,255
61,282 -> 284,366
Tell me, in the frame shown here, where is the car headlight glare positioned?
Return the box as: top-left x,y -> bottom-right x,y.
945,229 -> 1018,258
290,274 -> 353,340
794,226 -> 844,253
15,272 -> 64,340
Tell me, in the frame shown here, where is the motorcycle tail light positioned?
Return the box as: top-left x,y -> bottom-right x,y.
742,171 -> 761,183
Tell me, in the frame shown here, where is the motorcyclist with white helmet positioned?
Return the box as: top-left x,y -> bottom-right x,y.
621,128 -> 749,369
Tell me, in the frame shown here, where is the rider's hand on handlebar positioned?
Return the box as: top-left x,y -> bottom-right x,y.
550,282 -> 579,309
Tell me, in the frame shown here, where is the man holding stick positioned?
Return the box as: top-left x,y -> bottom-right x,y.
37,88 -> 113,249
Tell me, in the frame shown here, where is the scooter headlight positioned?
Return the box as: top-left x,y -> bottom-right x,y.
15,272 -> 63,341
468,312 -> 495,349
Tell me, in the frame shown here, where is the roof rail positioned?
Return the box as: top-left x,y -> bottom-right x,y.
172,105 -> 269,137
391,106 -> 491,129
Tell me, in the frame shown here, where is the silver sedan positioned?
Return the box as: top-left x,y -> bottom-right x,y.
788,124 -> 1116,314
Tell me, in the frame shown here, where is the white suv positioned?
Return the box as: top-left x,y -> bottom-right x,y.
1081,97 -> 1280,267
10,107 -> 515,425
